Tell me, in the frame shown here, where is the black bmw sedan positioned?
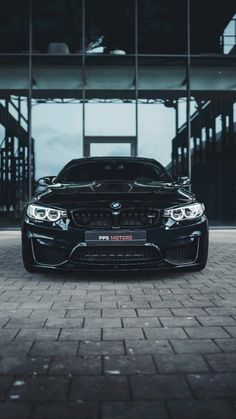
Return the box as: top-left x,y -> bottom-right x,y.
22,157 -> 208,272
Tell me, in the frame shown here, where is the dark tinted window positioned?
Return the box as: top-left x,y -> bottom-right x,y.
33,0 -> 82,53
0,0 -> 29,53
56,161 -> 171,183
138,0 -> 187,54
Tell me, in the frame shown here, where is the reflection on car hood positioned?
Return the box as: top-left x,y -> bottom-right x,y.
33,180 -> 194,209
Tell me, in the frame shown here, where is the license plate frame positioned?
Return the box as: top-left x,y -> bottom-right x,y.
85,230 -> 147,246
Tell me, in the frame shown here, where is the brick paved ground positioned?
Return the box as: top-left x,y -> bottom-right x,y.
0,230 -> 236,419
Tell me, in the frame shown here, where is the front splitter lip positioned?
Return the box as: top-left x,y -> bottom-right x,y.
26,258 -> 201,272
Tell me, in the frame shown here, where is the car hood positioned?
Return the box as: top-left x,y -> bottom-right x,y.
33,180 -> 194,209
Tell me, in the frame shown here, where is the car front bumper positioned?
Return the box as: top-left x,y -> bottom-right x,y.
22,215 -> 208,271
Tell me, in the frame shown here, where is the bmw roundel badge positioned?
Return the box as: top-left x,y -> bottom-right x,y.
110,201 -> 122,210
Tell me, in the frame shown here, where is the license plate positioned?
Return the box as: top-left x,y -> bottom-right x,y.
85,230 -> 146,246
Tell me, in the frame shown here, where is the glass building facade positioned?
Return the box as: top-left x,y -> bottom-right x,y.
0,0 -> 235,224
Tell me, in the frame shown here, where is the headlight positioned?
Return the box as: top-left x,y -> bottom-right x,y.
27,205 -> 67,222
164,203 -> 204,221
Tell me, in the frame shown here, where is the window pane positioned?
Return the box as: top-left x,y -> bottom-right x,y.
32,99 -> 83,178
138,57 -> 187,176
33,0 -> 82,53
138,0 -> 187,54
190,0 -> 236,55
0,94 -> 31,218
85,0 -> 135,54
0,0 -> 28,53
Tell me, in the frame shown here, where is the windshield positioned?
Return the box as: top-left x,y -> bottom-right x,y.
56,161 -> 172,183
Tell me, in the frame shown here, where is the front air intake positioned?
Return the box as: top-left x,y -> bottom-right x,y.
70,245 -> 160,264
32,239 -> 68,265
165,240 -> 198,263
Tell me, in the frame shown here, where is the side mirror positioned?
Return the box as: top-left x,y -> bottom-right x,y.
176,176 -> 191,186
36,176 -> 56,186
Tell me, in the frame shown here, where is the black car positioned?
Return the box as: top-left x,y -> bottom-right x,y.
22,157 -> 208,272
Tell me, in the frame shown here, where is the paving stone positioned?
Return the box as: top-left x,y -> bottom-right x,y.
66,309 -> 101,318
20,302 -> 54,309
52,302 -> 85,309
130,374 -> 192,400
125,339 -> 173,355
0,357 -> 50,375
160,316 -> 199,327
49,356 -> 101,375
154,354 -> 210,373
59,328 -> 101,341
85,302 -> 117,309
0,329 -> 19,342
205,353 -> 236,372
32,402 -> 99,419
187,373 -> 236,398
214,338 -> 236,352
103,328 -> 144,340
117,301 -> 151,309
196,315 -> 236,326
179,299 -> 215,308
149,301 -> 183,308
30,309 -> 67,319
171,339 -> 221,353
101,295 -> 132,302
137,308 -> 172,317
44,318 -> 84,328
30,341 -> 78,356
0,318 -> 9,327
84,318 -> 122,328
104,355 -> 156,375
102,309 -> 137,317
102,401 -> 168,419
168,400 -> 236,419
205,307 -> 236,316
0,377 -> 13,401
70,376 -> 129,401
16,329 -> 60,341
79,341 -> 125,355
0,341 -> 33,357
7,377 -> 70,402
224,326 -> 236,337
0,402 -> 31,419
122,317 -> 161,327
0,303 -> 20,310
171,308 -> 209,316
184,326 -> 229,338
144,327 -> 187,340
0,310 -> 31,319
4,319 -> 45,329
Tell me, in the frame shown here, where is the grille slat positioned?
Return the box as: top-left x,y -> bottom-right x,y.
71,246 -> 160,264
72,208 -> 160,228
